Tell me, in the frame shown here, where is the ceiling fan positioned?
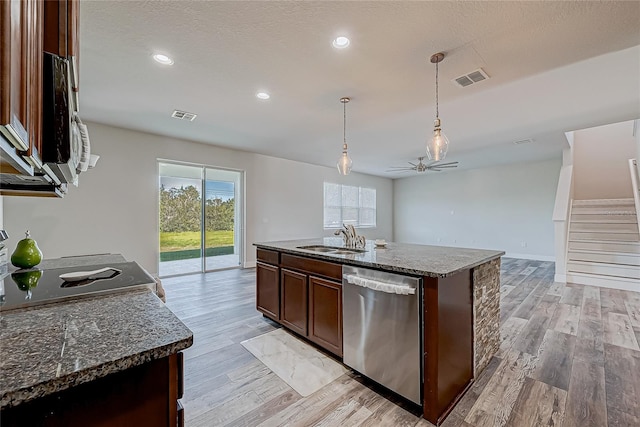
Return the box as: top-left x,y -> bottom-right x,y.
387,157 -> 459,174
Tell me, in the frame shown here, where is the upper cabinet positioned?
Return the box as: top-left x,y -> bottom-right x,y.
0,0 -> 81,197
0,0 -> 43,176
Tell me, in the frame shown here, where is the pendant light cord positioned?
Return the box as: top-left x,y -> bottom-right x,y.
343,100 -> 347,146
435,60 -> 439,119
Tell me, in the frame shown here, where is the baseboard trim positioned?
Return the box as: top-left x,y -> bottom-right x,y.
505,252 -> 555,262
566,273 -> 640,292
554,274 -> 567,283
244,260 -> 257,269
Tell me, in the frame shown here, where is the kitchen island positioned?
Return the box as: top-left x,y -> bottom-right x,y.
254,238 -> 504,426
0,255 -> 193,426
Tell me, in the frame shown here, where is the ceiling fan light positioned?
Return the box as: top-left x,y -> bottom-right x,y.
426,120 -> 449,162
337,147 -> 353,175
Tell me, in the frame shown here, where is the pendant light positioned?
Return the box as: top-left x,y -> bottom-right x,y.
426,52 -> 449,162
337,97 -> 353,175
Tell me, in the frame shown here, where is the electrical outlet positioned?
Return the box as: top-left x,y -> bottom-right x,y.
521,241 -> 527,248
437,237 -> 441,242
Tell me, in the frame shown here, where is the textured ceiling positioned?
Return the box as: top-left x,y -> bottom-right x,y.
79,1 -> 640,177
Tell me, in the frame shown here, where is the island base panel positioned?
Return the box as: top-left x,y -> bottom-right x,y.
1,354 -> 181,427
423,269 -> 474,425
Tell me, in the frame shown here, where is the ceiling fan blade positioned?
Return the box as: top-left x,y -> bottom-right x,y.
428,165 -> 458,169
434,161 -> 459,167
407,162 -> 417,167
386,168 -> 414,172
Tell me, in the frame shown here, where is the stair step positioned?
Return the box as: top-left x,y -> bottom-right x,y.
567,250 -> 640,266
570,231 -> 640,242
570,214 -> 637,223
569,240 -> 640,254
572,198 -> 635,207
566,272 -> 640,292
567,260 -> 640,279
571,207 -> 637,215
570,222 -> 639,233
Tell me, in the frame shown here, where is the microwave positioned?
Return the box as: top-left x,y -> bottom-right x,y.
41,52 -> 81,184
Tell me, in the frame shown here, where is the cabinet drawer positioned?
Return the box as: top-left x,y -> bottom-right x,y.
281,254 -> 342,281
257,248 -> 279,265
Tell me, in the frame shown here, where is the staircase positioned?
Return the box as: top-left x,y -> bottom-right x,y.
566,198 -> 640,291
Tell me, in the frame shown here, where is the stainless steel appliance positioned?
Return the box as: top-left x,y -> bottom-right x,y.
342,265 -> 422,405
42,51 -> 81,184
0,261 -> 155,312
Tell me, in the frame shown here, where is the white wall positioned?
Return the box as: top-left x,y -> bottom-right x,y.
636,120 -> 640,178
393,158 -> 562,260
2,122 -> 392,274
573,120 -> 636,199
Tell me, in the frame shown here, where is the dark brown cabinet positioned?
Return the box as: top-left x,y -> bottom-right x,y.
1,352 -> 185,427
0,0 -> 43,175
1,0 -> 80,196
256,261 -> 280,321
280,268 -> 308,336
255,248 -> 344,357
308,276 -> 343,356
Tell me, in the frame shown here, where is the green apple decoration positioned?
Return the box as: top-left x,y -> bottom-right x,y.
11,230 -> 43,269
12,269 -> 43,291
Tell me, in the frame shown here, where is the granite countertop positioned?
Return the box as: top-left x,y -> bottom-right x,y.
255,238 -> 505,278
0,255 -> 193,408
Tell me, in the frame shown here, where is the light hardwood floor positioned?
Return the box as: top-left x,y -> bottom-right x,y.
162,258 -> 640,426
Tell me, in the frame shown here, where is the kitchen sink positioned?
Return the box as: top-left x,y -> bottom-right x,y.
297,245 -> 366,254
332,249 -> 365,255
297,245 -> 337,252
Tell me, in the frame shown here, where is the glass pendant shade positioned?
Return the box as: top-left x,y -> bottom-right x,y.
337,144 -> 353,175
426,118 -> 449,161
426,52 -> 450,162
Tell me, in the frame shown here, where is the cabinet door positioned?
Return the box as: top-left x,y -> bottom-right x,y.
256,262 -> 280,321
24,0 -> 43,168
308,276 -> 343,356
280,268 -> 308,336
0,0 -> 31,153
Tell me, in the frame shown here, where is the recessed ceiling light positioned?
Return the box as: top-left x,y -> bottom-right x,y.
256,92 -> 270,100
332,36 -> 350,49
152,53 -> 174,65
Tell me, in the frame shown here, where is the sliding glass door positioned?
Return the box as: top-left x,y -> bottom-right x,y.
158,162 -> 242,277
204,168 -> 241,271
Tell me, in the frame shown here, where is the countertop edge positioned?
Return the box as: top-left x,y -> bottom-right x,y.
1,334 -> 194,409
254,242 -> 505,277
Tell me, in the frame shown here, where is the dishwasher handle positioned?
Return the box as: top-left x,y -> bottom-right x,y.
344,274 -> 416,295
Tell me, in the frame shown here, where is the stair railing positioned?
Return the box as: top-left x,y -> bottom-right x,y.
629,158 -> 640,241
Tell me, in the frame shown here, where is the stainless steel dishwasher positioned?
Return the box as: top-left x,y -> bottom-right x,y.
342,265 -> 422,405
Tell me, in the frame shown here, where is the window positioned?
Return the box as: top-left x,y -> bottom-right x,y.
323,182 -> 376,229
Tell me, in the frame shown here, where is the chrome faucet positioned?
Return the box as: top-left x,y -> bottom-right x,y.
334,224 -> 366,248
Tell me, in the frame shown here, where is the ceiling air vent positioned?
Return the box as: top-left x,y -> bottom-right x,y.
171,110 -> 197,121
452,68 -> 490,88
513,138 -> 534,145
